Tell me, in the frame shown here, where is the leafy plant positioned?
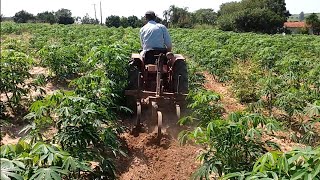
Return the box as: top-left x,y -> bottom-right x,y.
39,44 -> 85,80
29,166 -> 67,180
1,140 -> 90,179
305,100 -> 320,120
180,111 -> 281,179
223,146 -> 320,180
256,72 -> 283,116
230,60 -> 261,103
22,67 -> 128,178
0,158 -> 24,180
179,89 -> 223,126
0,49 -> 35,115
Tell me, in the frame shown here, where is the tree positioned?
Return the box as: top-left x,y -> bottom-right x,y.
105,15 -> 121,27
192,8 -> 217,25
306,13 -> 320,34
216,13 -> 236,31
241,0 -> 290,20
55,8 -> 74,24
217,2 -> 243,31
81,13 -> 99,24
13,10 -> 34,23
299,11 -> 305,22
120,16 -> 129,27
218,2 -> 242,16
264,0 -> 291,20
233,8 -> 283,33
37,11 -> 56,24
127,15 -> 142,28
164,5 -> 193,28
0,14 -> 2,22
217,0 -> 290,34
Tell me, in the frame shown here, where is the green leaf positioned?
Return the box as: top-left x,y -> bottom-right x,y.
29,166 -> 67,180
304,102 -> 320,117
288,153 -> 302,164
222,172 -> 248,179
279,154 -> 288,174
291,170 -> 306,180
62,156 -> 77,171
0,158 -> 24,180
311,162 -> 320,178
304,173 -> 312,180
48,153 -> 54,166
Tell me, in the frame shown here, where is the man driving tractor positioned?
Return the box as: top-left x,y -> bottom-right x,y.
139,10 -> 172,62
127,10 -> 188,93
125,11 -> 188,138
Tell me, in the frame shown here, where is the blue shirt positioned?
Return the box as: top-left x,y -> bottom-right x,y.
140,21 -> 172,53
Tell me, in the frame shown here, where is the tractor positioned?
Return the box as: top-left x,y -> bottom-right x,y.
125,48 -> 188,141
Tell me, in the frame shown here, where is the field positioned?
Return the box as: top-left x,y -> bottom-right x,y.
1,22 -> 320,179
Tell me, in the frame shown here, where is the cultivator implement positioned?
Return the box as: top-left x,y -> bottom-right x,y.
125,50 -> 188,142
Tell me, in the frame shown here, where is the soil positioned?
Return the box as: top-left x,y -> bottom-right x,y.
202,72 -> 245,117
115,106 -> 201,180
116,132 -> 200,180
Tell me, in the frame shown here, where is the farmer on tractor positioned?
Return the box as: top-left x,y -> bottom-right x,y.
125,11 -> 188,140
139,11 -> 172,64
126,10 -> 188,94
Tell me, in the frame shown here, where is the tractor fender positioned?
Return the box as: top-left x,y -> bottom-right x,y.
130,53 -> 144,72
170,54 -> 186,67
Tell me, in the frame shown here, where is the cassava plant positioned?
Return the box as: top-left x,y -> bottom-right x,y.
223,146 -> 320,180
0,49 -> 40,116
1,140 -> 90,180
180,111 -> 281,179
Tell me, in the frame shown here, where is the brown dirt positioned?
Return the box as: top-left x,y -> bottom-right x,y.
115,105 -> 201,180
202,71 -> 245,116
117,132 -> 200,180
29,66 -> 69,96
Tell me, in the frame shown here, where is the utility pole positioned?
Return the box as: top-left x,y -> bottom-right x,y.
93,3 -> 97,23
100,1 -> 103,25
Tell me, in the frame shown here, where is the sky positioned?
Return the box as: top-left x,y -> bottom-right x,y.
1,0 -> 320,20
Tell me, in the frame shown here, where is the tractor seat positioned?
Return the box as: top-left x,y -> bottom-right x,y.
144,48 -> 168,65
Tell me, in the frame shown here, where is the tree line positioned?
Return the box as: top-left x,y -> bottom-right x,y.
4,9 -> 75,24
2,0 -> 320,34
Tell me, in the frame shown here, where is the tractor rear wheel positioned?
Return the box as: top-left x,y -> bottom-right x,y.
128,63 -> 141,90
173,60 -> 188,93
127,62 -> 142,114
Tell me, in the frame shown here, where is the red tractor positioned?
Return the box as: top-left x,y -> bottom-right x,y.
125,49 -> 188,140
